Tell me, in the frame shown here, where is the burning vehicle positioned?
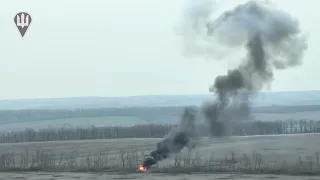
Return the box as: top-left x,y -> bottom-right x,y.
138,107 -> 196,172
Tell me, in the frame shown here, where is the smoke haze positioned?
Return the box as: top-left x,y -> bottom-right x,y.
141,0 -> 308,170
179,0 -> 308,136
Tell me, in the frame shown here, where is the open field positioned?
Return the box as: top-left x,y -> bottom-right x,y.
1,133 -> 319,160
0,116 -> 148,132
2,110 -> 320,133
252,111 -> 320,121
0,119 -> 319,143
0,133 -> 320,176
1,172 -> 319,180
2,104 -> 320,132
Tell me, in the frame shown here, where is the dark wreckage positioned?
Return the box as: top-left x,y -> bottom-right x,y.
139,107 -> 197,172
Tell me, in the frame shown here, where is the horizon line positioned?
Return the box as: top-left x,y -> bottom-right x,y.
0,89 -> 319,101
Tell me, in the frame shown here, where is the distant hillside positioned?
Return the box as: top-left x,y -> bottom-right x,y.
0,90 -> 320,132
0,90 -> 320,110
1,105 -> 320,132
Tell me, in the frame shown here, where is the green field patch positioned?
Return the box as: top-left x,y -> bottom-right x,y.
9,116 -> 150,129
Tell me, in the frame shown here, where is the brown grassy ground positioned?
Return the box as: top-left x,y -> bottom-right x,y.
1,172 -> 320,180
0,133 -> 319,176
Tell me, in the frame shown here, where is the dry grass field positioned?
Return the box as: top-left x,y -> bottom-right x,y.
1,172 -> 320,180
0,133 -> 320,179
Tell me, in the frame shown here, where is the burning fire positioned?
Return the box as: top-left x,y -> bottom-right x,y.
138,165 -> 147,172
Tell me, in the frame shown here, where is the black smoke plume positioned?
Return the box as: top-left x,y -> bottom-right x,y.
181,0 -> 308,136
141,107 -> 196,170
140,0 -> 308,171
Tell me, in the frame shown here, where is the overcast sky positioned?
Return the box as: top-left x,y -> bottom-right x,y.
0,0 -> 318,100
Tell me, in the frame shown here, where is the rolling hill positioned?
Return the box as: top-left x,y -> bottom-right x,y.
0,90 -> 320,110
0,91 -> 320,131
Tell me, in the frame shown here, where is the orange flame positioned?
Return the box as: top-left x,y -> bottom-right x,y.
138,165 -> 147,172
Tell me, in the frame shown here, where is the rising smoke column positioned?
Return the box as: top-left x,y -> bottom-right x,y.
139,0 -> 308,171
140,107 -> 197,171
181,0 -> 308,136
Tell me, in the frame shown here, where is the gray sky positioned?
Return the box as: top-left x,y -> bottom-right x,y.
0,0 -> 318,100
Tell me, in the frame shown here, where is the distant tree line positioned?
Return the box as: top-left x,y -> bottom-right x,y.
0,105 -> 320,124
231,119 -> 320,135
0,119 -> 320,143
